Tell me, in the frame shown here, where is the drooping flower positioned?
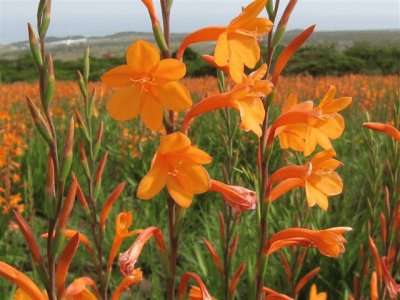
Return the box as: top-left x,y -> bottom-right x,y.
382,257 -> 400,299
177,272 -> 214,300
264,227 -> 352,257
64,277 -> 99,300
101,40 -> 192,130
209,179 -> 257,212
363,122 -> 400,141
181,64 -> 272,137
111,269 -> 143,300
267,149 -> 343,211
107,211 -> 142,271
137,132 -> 212,207
177,0 -> 273,83
308,284 -> 327,300
269,86 -> 352,156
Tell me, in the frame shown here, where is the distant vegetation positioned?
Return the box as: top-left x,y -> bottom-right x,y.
0,43 -> 399,83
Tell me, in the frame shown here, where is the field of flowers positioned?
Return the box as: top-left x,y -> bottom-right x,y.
0,0 -> 399,299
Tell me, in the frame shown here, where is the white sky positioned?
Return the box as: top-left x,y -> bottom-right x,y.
0,0 -> 399,44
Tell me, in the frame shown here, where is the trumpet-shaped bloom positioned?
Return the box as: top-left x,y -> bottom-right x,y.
107,211 -> 142,271
64,277 -> 99,300
181,64 -> 272,137
101,40 -> 192,130
264,227 -> 352,257
270,86 -> 352,156
137,132 -> 212,207
177,0 -> 273,83
209,179 -> 257,212
268,149 -> 343,211
111,269 -> 143,300
309,284 -> 327,300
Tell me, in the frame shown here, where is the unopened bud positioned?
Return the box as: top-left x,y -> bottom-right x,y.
38,0 -> 51,39
44,55 -> 55,108
83,47 -> 90,84
26,96 -> 52,144
60,118 -> 74,183
93,122 -> 104,160
77,70 -> 87,99
28,23 -> 43,67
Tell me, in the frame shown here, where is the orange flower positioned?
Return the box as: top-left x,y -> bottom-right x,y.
137,132 -> 212,207
119,226 -> 167,276
181,64 -> 272,137
308,284 -> 327,300
382,257 -> 400,299
41,230 -> 95,257
270,86 -> 352,156
363,122 -> 400,141
111,269 -> 143,300
64,277 -> 99,300
268,149 -> 343,211
177,272 -> 214,300
209,179 -> 257,212
0,262 -> 46,300
177,0 -> 273,83
101,40 -> 192,130
107,211 -> 142,272
263,287 -> 294,300
264,227 -> 352,257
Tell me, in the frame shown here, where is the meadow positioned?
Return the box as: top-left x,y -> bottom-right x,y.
0,0 -> 399,299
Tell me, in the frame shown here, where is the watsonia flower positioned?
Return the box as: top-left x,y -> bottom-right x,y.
176,0 -> 273,83
101,40 -> 192,130
181,64 -> 272,137
137,132 -> 212,208
267,149 -> 343,211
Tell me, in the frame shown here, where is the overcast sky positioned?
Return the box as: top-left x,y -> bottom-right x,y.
0,0 -> 399,44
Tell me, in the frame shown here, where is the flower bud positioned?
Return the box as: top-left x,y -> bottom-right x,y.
28,23 -> 43,67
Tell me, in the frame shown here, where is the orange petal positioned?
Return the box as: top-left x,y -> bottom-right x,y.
167,177 -> 193,208
111,269 -> 143,300
308,172 -> 343,196
137,165 -> 168,199
107,86 -> 143,121
242,18 -> 273,35
153,82 -> 192,111
228,50 -> 245,84
269,178 -> 305,202
158,132 -> 191,154
305,182 -> 328,211
316,113 -> 345,140
181,147 -> 213,164
126,40 -> 160,74
175,164 -> 210,194
214,32 -> 231,67
101,65 -> 133,87
139,94 -> 164,130
229,32 -> 260,69
153,58 -> 186,81
237,97 -> 265,137
229,0 -> 269,28
0,262 -> 46,300
177,27 -> 227,60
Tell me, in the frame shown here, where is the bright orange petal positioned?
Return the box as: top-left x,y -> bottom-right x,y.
229,0 -> 268,28
167,177 -> 193,208
137,165 -> 168,199
364,122 -> 400,141
158,132 -> 191,154
305,182 -> 328,211
153,82 -> 192,111
139,94 -> 164,130
176,164 -> 210,194
229,32 -> 260,69
101,65 -> 133,87
228,50 -> 245,84
153,58 -> 186,81
181,147 -> 213,164
0,262 -> 45,300
308,173 -> 343,196
269,178 -> 305,202
126,40 -> 160,74
237,97 -> 265,137
214,32 -> 231,67
107,86 -> 142,121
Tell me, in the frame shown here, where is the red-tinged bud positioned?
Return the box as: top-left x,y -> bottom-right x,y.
28,23 -> 43,67
294,267 -> 320,297
141,0 -> 168,53
370,272 -> 378,300
296,248 -> 308,269
93,121 -> 104,159
12,210 -> 43,268
119,226 -> 167,276
44,55 -> 54,108
56,233 -> 80,298
382,257 -> 400,299
60,118 -> 74,182
368,237 -> 382,280
26,96 -> 52,144
78,139 -> 90,178
218,210 -> 225,240
77,70 -> 87,99
57,175 -> 78,233
380,212 -> 387,246
361,260 -> 370,280
99,182 -> 126,228
88,86 -> 97,117
204,239 -> 223,273
279,252 -> 291,280
94,152 -> 108,200
229,263 -> 246,296
384,186 -> 390,215
177,272 -> 213,300
353,275 -> 360,299
228,233 -> 239,258
75,180 -> 89,210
